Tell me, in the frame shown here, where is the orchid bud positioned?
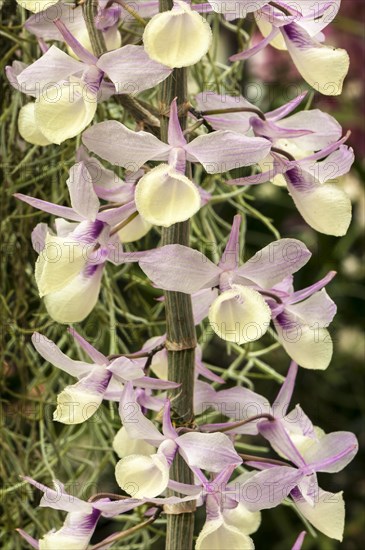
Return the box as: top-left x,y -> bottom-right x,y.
135,164 -> 201,227
208,285 -> 271,345
113,426 -> 156,458
18,103 -> 51,146
115,453 -> 170,498
143,1 -> 212,68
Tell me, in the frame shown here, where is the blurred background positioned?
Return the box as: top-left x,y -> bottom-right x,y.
1,1 -> 364,549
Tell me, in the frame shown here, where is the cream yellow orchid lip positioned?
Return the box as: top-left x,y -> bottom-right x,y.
115,453 -> 170,498
134,163 -> 201,228
208,285 -> 272,345
18,103 -> 51,146
143,1 -> 212,68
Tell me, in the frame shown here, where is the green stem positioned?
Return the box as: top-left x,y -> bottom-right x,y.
158,2 -> 196,549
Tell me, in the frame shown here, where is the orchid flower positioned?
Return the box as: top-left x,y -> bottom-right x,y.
143,0 -> 212,68
18,476 -> 195,549
135,215 -> 336,369
114,383 -> 242,498
82,99 -> 271,226
196,91 -> 354,236
32,329 -> 178,424
7,21 -> 171,144
252,418 -> 358,541
219,1 -> 349,96
15,158 -> 144,322
24,1 -> 121,57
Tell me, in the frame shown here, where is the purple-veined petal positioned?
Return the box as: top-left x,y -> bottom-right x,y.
97,201 -> 136,227
258,419 -> 307,467
274,109 -> 342,150
230,27 -> 280,61
192,288 -> 219,324
304,431 -> 358,473
306,145 -> 355,183
168,98 -> 187,147
108,356 -> 145,381
227,153 -> 288,186
239,466 -> 303,511
53,19 -> 98,66
176,432 -> 242,472
219,214 -> 241,271
139,244 -> 222,294
23,477 -> 92,513
68,327 -> 108,365
285,165 -> 352,236
282,23 -> 349,96
273,361 -> 298,418
16,45 -> 84,91
82,121 -> 171,170
195,91 -> 256,133
162,400 -> 178,439
274,310 -> 333,370
185,131 -> 271,173
66,162 -> 100,221
266,92 -> 307,121
118,382 -> 166,445
97,44 -> 172,93
286,290 -> 336,329
235,238 -> 311,289
39,507 -> 101,549
288,271 -> 336,304
15,193 -> 83,222
31,332 -> 91,378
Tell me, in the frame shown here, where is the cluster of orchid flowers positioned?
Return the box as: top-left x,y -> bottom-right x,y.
10,0 -> 358,548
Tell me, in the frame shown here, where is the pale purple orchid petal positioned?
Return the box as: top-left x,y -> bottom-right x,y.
167,98 -> 187,147
168,479 -> 203,496
15,193 -> 84,222
273,361 -> 298,418
227,154 -> 288,186
162,400 -> 178,439
195,92 -> 256,133
289,271 -> 336,304
194,380 -> 218,416
97,44 -> 172,94
291,531 -> 306,550
229,27 -> 280,61
258,420 -> 307,467
240,466 -> 303,512
82,121 -> 171,170
40,507 -> 101,548
195,357 -> 224,384
192,288 -> 219,324
266,92 -> 307,122
284,405 -> 316,440
129,376 -> 180,390
304,432 -> 358,473
95,493 -> 196,517
31,333 -> 91,378
68,327 -> 108,365
23,477 -> 92,513
97,201 -> 136,227
250,117 -> 314,141
53,19 -> 98,66
17,45 -> 84,91
208,0 -> 268,16
297,133 -> 350,164
108,357 -> 145,380
235,238 -> 311,290
25,2 -> 86,41
185,131 -> 271,174
16,529 -> 39,549
286,290 -> 336,328
298,0 -> 341,35
274,110 -> 342,150
66,162 -> 100,221
139,245 -> 222,294
119,382 -> 166,445
6,61 -> 32,94
219,214 -> 241,271
176,432 -> 242,472
307,145 -> 355,183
